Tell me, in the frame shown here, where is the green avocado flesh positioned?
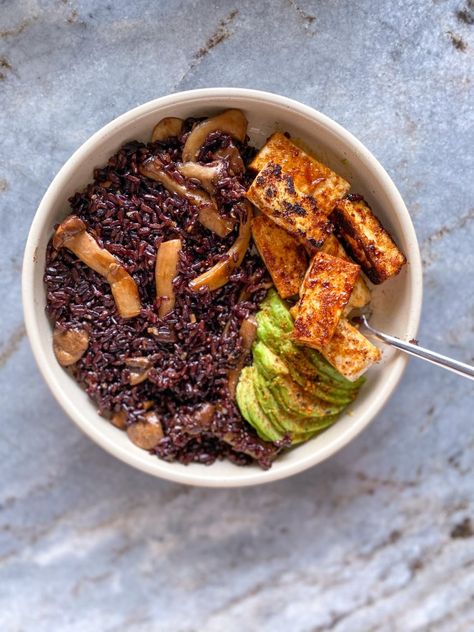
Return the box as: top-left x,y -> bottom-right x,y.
236,289 -> 364,445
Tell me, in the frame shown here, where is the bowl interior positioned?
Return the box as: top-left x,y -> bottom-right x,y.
23,89 -> 422,486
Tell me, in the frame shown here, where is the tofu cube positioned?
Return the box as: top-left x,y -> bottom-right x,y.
319,318 -> 382,381
292,252 -> 360,349
249,132 -> 350,215
320,234 -> 371,309
330,195 -> 406,284
246,162 -> 331,247
252,214 -> 307,299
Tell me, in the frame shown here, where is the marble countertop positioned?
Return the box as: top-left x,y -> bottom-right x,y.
1,1 -> 473,630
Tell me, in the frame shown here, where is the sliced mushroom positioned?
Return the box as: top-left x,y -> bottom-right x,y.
214,143 -> 245,175
189,201 -> 253,292
177,161 -> 225,194
125,356 -> 152,385
156,239 -> 182,317
184,403 -> 217,436
53,326 -> 89,366
182,109 -> 248,162
140,158 -> 233,238
151,117 -> 183,143
111,410 -> 127,429
142,400 -> 155,411
127,411 -> 164,450
197,207 -> 235,237
227,315 -> 258,397
53,216 -> 141,318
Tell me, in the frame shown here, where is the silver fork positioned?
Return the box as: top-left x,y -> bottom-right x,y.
359,315 -> 474,381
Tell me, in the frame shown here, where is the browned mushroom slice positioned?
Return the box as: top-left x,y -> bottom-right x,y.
155,239 -> 182,317
227,315 -> 258,397
197,207 -> 234,237
189,201 -> 253,292
151,117 -> 183,143
184,403 -> 217,436
125,356 -> 152,385
177,161 -> 225,194
53,216 -> 141,318
214,143 -> 245,175
110,410 -> 127,429
182,109 -> 248,162
140,158 -> 233,238
127,411 -> 164,450
53,326 -> 89,366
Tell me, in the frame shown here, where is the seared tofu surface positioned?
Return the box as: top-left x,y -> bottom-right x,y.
330,195 -> 406,284
320,318 -> 382,381
320,234 -> 371,309
246,162 -> 331,247
292,251 -> 360,349
252,214 -> 307,299
249,132 -> 350,215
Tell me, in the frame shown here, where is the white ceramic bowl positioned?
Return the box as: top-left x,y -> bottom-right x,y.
22,88 -> 422,487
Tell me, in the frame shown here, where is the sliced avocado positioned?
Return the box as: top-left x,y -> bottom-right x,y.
253,366 -> 334,438
252,366 -> 287,435
253,339 -> 354,407
252,345 -> 341,429
261,289 -> 365,390
236,366 -> 283,442
290,416 -> 339,444
305,347 -> 365,389
253,340 -> 290,380
257,305 -> 346,386
260,288 -> 294,333
268,377 -> 344,418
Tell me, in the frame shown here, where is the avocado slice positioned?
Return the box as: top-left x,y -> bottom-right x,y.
236,366 -> 284,442
253,365 -> 337,439
252,344 -> 342,425
253,336 -> 354,407
260,288 -> 294,333
259,291 -> 364,391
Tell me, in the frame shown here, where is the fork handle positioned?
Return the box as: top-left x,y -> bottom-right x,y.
367,328 -> 474,381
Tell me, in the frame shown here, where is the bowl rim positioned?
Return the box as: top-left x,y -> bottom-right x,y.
22,87 -> 423,487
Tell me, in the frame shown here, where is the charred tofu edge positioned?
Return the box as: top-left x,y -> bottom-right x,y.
330,196 -> 407,284
320,318 -> 382,381
291,252 -> 360,349
320,234 -> 371,309
251,215 -> 307,299
245,162 -> 330,248
248,132 -> 351,216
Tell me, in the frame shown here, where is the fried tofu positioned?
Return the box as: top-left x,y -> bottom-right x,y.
249,133 -> 350,215
252,214 -> 307,299
246,162 -> 331,247
330,196 -> 406,284
291,252 -> 360,349
320,234 -> 371,309
320,319 -> 382,381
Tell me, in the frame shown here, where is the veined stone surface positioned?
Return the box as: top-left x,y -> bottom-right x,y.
0,1 -> 473,630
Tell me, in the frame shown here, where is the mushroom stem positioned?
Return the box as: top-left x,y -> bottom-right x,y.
53,216 -> 141,319
140,157 -> 234,238
155,239 -> 182,317
177,161 -> 225,194
189,201 -> 253,292
182,110 -> 248,162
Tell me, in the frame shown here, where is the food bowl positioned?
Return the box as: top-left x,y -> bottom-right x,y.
22,88 -> 422,487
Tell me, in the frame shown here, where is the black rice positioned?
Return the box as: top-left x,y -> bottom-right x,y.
44,121 -> 280,469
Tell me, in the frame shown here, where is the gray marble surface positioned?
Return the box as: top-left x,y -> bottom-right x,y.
1,0 -> 474,630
